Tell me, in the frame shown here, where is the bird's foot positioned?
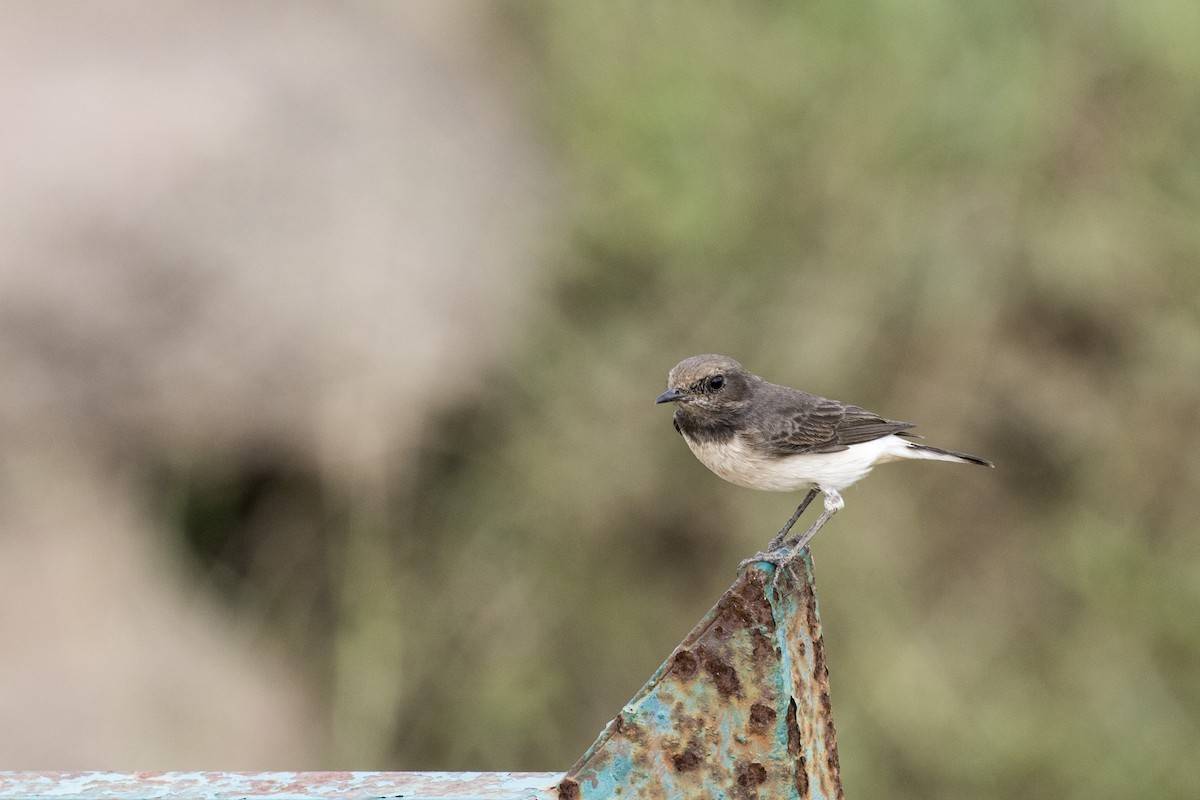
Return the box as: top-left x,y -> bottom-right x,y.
737,547 -> 804,592
737,550 -> 783,572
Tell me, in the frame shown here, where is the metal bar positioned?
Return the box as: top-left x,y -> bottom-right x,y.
0,771 -> 563,800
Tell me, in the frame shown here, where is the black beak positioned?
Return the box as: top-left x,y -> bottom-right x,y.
655,388 -> 685,404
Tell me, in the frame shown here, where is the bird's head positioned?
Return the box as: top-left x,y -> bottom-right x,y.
655,354 -> 754,414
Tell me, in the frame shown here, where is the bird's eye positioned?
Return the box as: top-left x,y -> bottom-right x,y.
709,375 -> 725,391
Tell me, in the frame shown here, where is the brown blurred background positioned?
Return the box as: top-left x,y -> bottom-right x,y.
1,3 -> 1198,798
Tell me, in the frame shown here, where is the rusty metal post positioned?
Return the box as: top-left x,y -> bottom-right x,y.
559,553 -> 843,800
0,555 -> 843,800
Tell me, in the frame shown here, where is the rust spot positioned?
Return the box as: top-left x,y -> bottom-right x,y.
803,583 -> 820,636
785,697 -> 802,757
667,709 -> 710,770
824,710 -> 842,792
703,655 -> 742,698
726,572 -> 776,631
671,649 -> 698,680
748,702 -> 776,734
813,637 -> 827,683
676,710 -> 706,736
795,755 -> 809,797
736,760 -> 767,786
748,588 -> 776,630
750,628 -> 777,662
742,566 -> 767,593
727,597 -> 752,627
557,777 -> 580,800
670,738 -> 704,772
826,748 -> 844,799
613,713 -> 644,743
733,760 -> 768,799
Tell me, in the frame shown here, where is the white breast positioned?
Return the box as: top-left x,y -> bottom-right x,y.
684,433 -> 913,492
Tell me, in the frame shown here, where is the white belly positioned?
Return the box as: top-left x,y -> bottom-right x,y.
684,433 -> 911,492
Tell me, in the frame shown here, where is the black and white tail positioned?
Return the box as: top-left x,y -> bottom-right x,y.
905,442 -> 994,468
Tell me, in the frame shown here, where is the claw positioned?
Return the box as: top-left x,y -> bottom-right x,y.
738,548 -> 805,593
737,550 -> 782,570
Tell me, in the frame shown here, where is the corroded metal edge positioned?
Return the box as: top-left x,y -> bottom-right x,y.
0,771 -> 564,800
779,554 -> 844,800
560,553 -> 843,800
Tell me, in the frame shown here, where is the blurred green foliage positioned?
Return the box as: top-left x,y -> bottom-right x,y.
175,2 -> 1200,797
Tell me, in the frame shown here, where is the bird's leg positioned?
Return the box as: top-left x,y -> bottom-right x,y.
737,487 -> 824,576
766,488 -> 818,552
772,488 -> 845,580
738,488 -> 846,590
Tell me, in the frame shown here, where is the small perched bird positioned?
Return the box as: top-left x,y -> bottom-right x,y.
656,354 -> 992,574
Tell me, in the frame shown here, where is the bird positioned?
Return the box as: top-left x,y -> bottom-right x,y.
655,354 -> 992,576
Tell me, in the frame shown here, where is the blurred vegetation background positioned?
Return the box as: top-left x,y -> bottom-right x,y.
1,2 -> 1198,798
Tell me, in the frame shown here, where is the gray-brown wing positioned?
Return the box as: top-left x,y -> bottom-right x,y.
747,387 -> 917,455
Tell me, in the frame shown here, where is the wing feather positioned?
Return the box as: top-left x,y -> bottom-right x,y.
746,387 -> 917,455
